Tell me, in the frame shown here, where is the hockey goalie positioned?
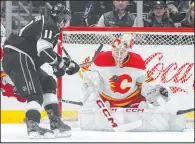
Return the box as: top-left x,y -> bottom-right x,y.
79,34 -> 186,132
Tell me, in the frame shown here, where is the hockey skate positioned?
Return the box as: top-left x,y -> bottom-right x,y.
47,109 -> 71,137
25,118 -> 55,139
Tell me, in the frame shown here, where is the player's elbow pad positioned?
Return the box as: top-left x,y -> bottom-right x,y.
39,49 -> 58,65
37,39 -> 57,64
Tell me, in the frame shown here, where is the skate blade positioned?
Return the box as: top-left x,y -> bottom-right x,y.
29,132 -> 55,139
53,129 -> 71,138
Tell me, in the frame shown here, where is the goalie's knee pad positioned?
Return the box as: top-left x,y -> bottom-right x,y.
26,93 -> 43,105
41,76 -> 56,94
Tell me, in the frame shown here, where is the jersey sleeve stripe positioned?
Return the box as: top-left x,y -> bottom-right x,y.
42,49 -> 57,64
19,20 -> 34,36
40,15 -> 45,39
37,39 -> 53,55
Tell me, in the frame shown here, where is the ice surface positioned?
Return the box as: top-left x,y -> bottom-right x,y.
1,123 -> 194,142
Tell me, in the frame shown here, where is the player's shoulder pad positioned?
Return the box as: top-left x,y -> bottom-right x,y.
30,15 -> 44,27
124,52 -> 146,70
94,51 -> 115,67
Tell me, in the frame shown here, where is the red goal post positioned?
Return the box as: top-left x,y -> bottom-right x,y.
57,27 -> 194,123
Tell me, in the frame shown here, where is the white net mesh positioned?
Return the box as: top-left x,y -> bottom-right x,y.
55,27 -> 194,127
63,31 -> 194,45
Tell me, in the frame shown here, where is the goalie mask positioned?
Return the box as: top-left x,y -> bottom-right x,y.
112,33 -> 135,67
50,3 -> 71,28
112,38 -> 128,67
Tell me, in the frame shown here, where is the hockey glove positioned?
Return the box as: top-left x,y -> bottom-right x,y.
52,55 -> 70,78
141,82 -> 172,106
66,60 -> 80,75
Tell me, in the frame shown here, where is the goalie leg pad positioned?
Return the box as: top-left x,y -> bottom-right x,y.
79,103 -> 186,132
124,108 -> 186,132
139,110 -> 186,132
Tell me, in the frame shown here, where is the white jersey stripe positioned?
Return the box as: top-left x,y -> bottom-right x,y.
19,20 -> 34,36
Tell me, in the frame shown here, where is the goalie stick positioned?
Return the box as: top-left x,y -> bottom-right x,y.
95,97 -> 142,132
79,44 -> 103,67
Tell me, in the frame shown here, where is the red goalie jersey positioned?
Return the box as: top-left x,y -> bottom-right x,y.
93,51 -> 154,108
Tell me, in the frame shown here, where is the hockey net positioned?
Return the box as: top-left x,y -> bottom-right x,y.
56,27 -> 194,128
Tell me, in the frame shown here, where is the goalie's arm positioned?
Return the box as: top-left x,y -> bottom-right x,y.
81,64 -> 104,103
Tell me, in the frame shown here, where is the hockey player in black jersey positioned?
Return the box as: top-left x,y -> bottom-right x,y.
2,3 -> 79,138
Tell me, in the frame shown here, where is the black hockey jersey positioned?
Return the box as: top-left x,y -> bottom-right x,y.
4,15 -> 60,67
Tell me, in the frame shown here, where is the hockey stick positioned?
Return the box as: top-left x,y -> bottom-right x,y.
58,99 -> 83,106
61,45 -> 84,79
176,108 -> 194,115
61,44 -> 103,79
79,44 -> 104,67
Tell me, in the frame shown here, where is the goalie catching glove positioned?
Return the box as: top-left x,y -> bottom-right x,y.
51,54 -> 80,78
141,82 -> 172,107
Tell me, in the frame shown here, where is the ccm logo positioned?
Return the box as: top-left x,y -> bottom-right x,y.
111,108 -> 145,113
96,100 -> 118,128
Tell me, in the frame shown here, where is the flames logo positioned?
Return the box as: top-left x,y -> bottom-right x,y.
109,74 -> 132,94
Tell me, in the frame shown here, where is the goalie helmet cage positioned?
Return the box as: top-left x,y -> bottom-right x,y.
56,27 -> 194,124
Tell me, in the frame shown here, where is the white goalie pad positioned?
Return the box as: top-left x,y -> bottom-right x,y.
81,70 -> 104,103
79,103 -> 186,132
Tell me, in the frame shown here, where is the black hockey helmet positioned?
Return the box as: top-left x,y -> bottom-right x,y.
153,1 -> 166,9
50,3 -> 71,25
